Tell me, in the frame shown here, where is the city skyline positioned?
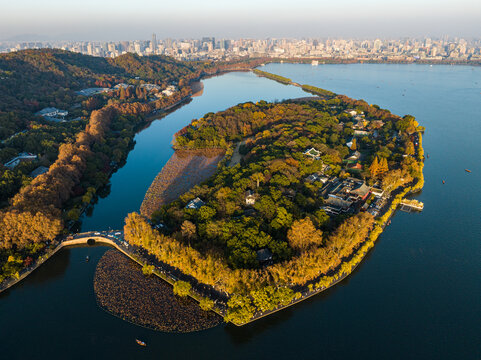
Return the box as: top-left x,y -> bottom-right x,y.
2,36 -> 479,64
2,0 -> 480,41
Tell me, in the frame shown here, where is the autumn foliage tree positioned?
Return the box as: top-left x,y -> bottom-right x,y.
287,217 -> 323,252
350,137 -> 357,150
369,157 -> 379,178
378,157 -> 389,174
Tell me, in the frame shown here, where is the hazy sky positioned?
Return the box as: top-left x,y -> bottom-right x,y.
1,0 -> 480,41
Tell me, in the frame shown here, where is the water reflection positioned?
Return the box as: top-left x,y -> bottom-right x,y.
1,66 -> 480,359
0,249 -> 71,301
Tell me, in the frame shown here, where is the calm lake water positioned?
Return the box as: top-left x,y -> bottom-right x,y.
1,65 -> 480,360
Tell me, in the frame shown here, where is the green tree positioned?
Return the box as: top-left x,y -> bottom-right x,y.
273,287 -> 296,306
270,207 -> 293,230
314,209 -> 329,228
251,172 -> 265,188
199,297 -> 215,311
173,280 -> 191,297
198,206 -> 216,221
224,294 -> 255,325
142,264 -> 154,275
405,141 -> 415,156
66,208 -> 81,221
251,286 -> 276,312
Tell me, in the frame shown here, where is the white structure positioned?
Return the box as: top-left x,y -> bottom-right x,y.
36,107 -> 68,119
4,152 -> 38,169
354,130 -> 370,136
30,166 -> 49,178
140,83 -> 161,91
303,147 -> 321,160
76,88 -> 111,96
245,190 -> 256,205
113,83 -> 133,90
347,151 -> 361,161
162,85 -> 177,97
185,197 -> 205,209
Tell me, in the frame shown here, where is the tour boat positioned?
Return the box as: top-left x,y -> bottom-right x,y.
136,339 -> 147,346
465,169 -> 471,173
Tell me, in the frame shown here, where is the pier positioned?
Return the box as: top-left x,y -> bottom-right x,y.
399,199 -> 424,212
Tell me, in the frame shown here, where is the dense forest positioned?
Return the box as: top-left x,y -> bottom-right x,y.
0,49 -> 218,282
125,96 -> 424,323
0,49 -> 273,288
0,50 -> 203,203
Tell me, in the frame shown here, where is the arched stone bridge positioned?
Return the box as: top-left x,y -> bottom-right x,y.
62,230 -> 127,248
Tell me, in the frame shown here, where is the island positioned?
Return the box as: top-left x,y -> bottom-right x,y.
124,86 -> 425,325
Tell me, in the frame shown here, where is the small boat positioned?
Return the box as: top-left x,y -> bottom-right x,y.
465,169 -> 471,173
442,180 -> 445,184
427,154 -> 429,159
85,256 -> 90,262
136,339 -> 147,347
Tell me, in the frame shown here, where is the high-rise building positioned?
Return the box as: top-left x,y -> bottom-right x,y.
202,37 -> 215,49
151,33 -> 157,53
87,43 -> 94,55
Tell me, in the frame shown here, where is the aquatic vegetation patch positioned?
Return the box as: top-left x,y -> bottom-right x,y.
94,250 -> 222,332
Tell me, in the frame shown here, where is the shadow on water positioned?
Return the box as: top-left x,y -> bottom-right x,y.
0,249 -> 71,300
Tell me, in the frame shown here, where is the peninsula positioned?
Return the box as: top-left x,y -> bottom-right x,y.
124,85 -> 425,325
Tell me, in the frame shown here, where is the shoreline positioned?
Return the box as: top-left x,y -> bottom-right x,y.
0,157 -> 424,327
191,81 -> 204,97
244,177 -> 423,324
0,67 -> 425,328
140,149 -> 225,218
262,57 -> 481,67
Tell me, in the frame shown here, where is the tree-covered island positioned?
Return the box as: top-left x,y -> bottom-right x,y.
124,88 -> 425,325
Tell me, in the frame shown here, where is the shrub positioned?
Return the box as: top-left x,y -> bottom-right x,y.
142,264 -> 154,275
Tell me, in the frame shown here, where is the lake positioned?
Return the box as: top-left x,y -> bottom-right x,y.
1,64 -> 480,360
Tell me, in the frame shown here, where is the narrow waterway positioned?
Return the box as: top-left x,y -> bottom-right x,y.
1,65 -> 480,360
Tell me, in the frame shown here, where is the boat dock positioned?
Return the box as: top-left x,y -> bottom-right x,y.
399,199 -> 424,212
